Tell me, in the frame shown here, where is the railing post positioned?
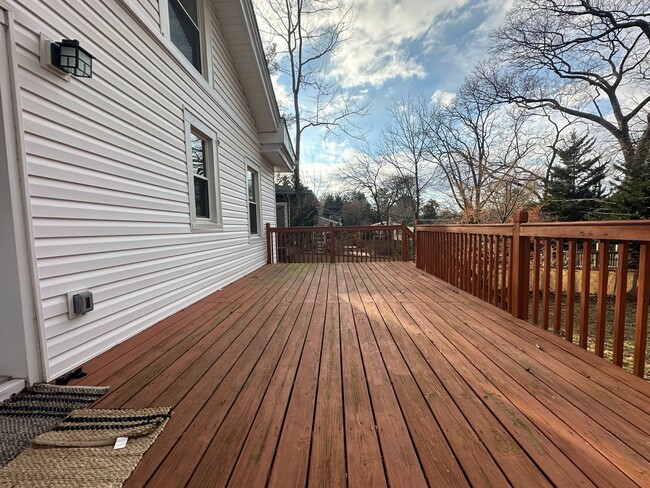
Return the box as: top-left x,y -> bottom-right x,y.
401,221 -> 408,261
266,222 -> 272,264
510,210 -> 529,319
329,223 -> 335,263
414,219 -> 419,266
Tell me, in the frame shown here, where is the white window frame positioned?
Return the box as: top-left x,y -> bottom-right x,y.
184,110 -> 222,231
160,0 -> 213,84
246,161 -> 262,237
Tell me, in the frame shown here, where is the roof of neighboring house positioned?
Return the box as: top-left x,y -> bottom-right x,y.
370,221 -> 400,226
275,184 -> 318,202
317,216 -> 340,226
212,0 -> 295,172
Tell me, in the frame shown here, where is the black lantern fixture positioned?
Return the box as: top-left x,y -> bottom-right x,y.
51,39 -> 94,78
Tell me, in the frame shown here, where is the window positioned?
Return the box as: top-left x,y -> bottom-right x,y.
168,0 -> 202,72
247,167 -> 260,235
191,132 -> 209,218
184,111 -> 221,230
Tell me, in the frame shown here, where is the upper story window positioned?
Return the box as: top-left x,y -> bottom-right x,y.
184,111 -> 221,230
168,0 -> 202,73
247,167 -> 260,235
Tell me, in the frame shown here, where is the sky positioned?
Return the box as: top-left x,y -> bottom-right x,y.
257,0 -> 514,195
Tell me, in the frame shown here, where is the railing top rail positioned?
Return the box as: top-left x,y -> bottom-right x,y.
403,226 -> 416,240
417,220 -> 650,241
416,224 -> 513,236
520,221 -> 650,241
268,224 -> 410,233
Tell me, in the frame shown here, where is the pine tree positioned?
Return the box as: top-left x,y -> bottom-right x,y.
542,131 -> 607,222
609,154 -> 650,220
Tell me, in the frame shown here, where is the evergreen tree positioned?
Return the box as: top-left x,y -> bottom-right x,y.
610,154 -> 650,220
321,193 -> 344,221
340,192 -> 374,225
542,131 -> 607,222
420,199 -> 440,221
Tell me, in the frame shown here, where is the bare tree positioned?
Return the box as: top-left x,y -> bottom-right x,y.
383,94 -> 437,219
302,166 -> 333,200
254,0 -> 370,189
339,148 -> 401,224
480,0 -> 650,168
426,75 -> 544,223
489,169 -> 540,222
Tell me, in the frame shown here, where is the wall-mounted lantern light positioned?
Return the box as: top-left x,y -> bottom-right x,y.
51,39 -> 94,78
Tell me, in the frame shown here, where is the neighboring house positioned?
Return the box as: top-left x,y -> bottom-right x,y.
317,216 -> 340,227
275,183 -> 319,227
0,0 -> 294,396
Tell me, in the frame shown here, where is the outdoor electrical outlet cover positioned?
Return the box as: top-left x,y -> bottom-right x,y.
67,290 -> 93,319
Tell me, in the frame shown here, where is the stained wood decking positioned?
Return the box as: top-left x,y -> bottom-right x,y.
72,263 -> 650,487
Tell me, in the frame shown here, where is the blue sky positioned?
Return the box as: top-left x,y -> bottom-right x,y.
259,0 -> 514,193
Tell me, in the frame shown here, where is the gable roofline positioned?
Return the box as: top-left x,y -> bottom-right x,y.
212,0 -> 295,172
235,0 -> 280,129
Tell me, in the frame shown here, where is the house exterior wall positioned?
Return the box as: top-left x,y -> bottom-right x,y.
8,0 -> 278,380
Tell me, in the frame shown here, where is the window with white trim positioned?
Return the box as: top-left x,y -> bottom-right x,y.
191,131 -> 210,218
167,0 -> 202,73
247,167 -> 260,235
184,112 -> 221,230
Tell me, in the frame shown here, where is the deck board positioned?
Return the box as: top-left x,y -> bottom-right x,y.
72,263 -> 650,487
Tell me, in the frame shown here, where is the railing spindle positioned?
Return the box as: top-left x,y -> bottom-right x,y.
634,242 -> 650,377
595,239 -> 610,357
542,238 -> 551,330
472,234 -> 478,295
487,235 -> 493,302
554,238 -> 565,335
579,240 -> 592,349
501,237 -> 510,310
532,238 -> 541,325
566,239 -> 577,342
613,241 -> 629,366
494,236 -> 500,307
481,235 -> 490,301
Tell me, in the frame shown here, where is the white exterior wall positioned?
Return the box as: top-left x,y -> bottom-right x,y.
9,0 -> 278,380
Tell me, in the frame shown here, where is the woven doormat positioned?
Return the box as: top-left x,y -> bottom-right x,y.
0,406 -> 171,488
0,383 -> 109,467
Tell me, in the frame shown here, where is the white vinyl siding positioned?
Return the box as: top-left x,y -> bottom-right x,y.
136,0 -> 161,30
11,0 -> 277,379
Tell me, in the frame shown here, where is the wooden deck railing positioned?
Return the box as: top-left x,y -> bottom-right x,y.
416,211 -> 650,378
266,223 -> 415,264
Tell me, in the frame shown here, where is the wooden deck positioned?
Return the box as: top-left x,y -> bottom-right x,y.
72,263 -> 650,487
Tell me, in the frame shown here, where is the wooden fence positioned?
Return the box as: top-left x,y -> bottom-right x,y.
416,211 -> 650,378
266,223 -> 415,264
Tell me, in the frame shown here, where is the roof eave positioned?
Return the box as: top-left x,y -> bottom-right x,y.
260,118 -> 295,172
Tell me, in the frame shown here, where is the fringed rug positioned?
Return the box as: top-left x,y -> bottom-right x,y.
0,406 -> 171,488
0,383 -> 109,467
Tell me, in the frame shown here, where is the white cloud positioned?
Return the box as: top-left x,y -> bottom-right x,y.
331,0 -> 470,87
331,0 -> 512,88
257,0 -> 512,91
270,72 -> 292,115
431,89 -> 456,106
